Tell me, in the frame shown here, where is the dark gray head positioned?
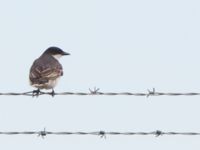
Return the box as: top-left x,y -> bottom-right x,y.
43,47 -> 70,59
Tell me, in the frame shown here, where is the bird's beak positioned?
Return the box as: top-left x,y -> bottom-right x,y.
62,51 -> 70,55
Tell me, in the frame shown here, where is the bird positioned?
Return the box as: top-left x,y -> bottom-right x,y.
29,47 -> 70,96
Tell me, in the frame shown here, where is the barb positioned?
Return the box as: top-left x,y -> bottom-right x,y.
38,128 -> 47,138
0,129 -> 199,138
1,88 -> 200,97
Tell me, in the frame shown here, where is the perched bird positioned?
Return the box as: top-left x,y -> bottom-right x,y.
29,47 -> 70,96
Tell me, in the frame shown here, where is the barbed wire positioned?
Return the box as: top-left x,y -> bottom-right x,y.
0,129 -> 199,138
0,88 -> 200,97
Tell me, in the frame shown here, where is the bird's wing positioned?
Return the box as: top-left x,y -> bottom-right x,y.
29,59 -> 63,84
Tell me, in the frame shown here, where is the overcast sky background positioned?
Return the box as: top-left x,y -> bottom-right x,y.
0,0 -> 200,149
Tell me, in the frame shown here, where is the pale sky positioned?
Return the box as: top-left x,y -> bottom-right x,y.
0,0 -> 200,149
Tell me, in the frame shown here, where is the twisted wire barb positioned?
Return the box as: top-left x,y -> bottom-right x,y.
0,129 -> 200,138
0,88 -> 200,97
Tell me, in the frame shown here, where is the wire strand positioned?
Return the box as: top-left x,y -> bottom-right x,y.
0,129 -> 199,138
0,88 -> 200,97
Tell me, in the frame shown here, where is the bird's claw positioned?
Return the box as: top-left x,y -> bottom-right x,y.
32,89 -> 41,97
51,89 -> 55,97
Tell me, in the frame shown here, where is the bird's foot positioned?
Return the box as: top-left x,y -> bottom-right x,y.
51,89 -> 55,97
32,89 -> 41,97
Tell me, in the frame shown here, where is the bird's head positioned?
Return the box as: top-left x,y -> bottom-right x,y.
43,47 -> 70,60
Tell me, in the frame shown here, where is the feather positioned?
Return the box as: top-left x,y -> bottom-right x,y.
29,54 -> 63,88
